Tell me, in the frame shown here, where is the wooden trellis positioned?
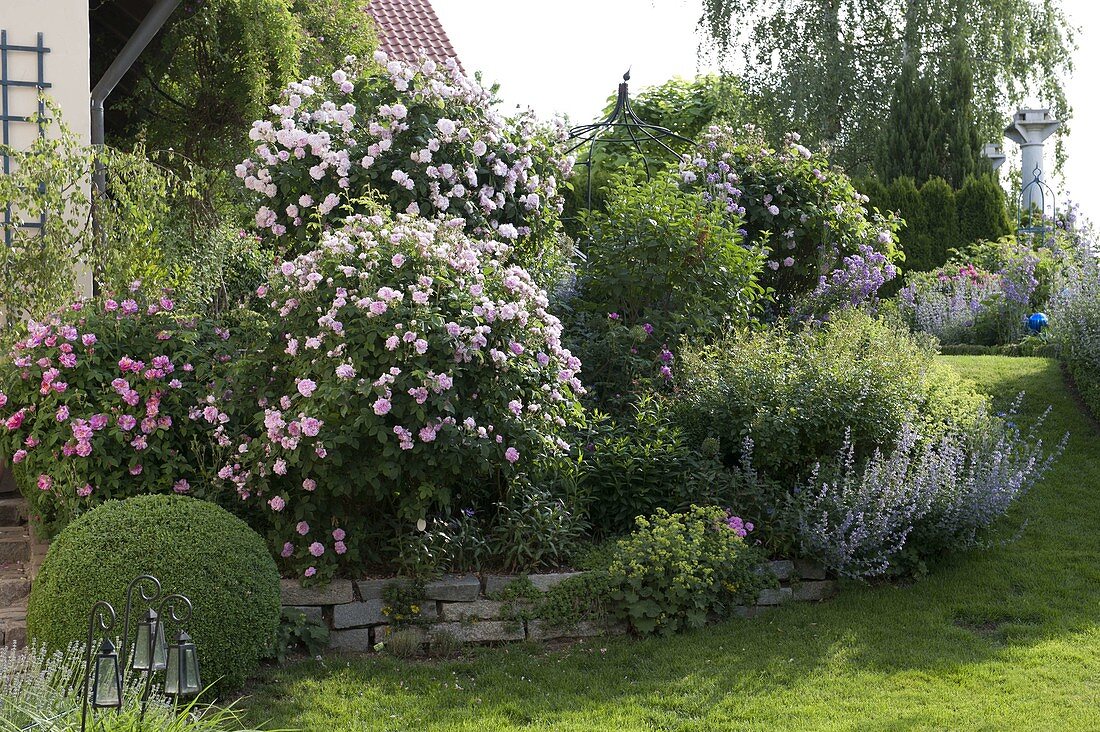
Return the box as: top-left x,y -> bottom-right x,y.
0,29 -> 51,246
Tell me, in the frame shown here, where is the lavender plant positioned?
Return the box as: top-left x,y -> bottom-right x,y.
0,642 -> 266,731
898,264 -> 1001,345
797,401 -> 1063,579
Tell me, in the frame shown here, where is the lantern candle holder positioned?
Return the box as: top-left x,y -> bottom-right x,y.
79,575 -> 200,732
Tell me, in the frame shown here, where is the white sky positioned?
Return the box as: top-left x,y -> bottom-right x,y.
434,0 -> 1100,222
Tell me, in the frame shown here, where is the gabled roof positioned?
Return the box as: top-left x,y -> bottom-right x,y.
367,0 -> 464,74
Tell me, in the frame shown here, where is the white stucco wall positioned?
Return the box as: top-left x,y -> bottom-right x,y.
0,0 -> 93,302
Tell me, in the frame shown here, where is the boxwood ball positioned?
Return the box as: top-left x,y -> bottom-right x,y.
26,494 -> 280,693
1028,312 -> 1049,333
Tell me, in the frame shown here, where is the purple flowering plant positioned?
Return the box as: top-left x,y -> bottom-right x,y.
238,50 -> 573,271
680,125 -> 901,316
216,212 -> 584,581
0,287 -> 237,534
797,400 -> 1064,579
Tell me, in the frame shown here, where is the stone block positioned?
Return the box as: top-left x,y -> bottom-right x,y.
528,572 -> 584,592
483,574 -> 521,596
794,559 -> 827,580
329,628 -> 373,653
355,577 -> 413,600
756,587 -> 794,606
423,574 -> 481,602
333,599 -> 387,629
439,599 -> 505,622
333,598 -> 437,628
792,580 -> 836,602
732,605 -> 772,619
0,577 -> 30,607
767,560 -> 794,581
429,620 -> 524,644
527,619 -> 621,641
285,605 -> 324,625
280,579 -> 354,606
375,624 -> 427,645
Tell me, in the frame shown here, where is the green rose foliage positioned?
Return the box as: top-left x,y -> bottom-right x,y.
682,125 -> 902,315
218,213 -> 584,581
562,396 -> 746,536
607,505 -> 772,635
569,174 -> 765,407
0,291 -> 236,537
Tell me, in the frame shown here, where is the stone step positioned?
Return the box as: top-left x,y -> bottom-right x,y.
0,602 -> 28,647
0,497 -> 28,525
0,565 -> 31,606
0,527 -> 31,563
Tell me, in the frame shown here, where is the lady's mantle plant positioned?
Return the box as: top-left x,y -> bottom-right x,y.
219,213 -> 584,581
0,289 -> 235,535
606,505 -> 772,635
237,51 -> 573,264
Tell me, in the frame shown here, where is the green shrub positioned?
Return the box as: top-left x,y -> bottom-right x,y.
26,495 -> 280,694
917,177 -> 959,272
565,397 -> 745,536
956,174 -> 1012,246
674,310 -> 990,484
606,505 -> 772,635
569,174 -> 765,407
883,176 -> 929,271
273,608 -> 330,663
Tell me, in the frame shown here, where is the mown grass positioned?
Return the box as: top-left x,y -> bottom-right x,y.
241,357 -> 1100,731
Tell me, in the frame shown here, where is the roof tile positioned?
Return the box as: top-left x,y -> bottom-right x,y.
367,0 -> 464,74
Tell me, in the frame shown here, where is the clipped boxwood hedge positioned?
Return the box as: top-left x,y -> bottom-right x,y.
27,494 -> 279,693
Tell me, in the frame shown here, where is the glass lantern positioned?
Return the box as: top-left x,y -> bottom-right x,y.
91,638 -> 123,708
132,608 -> 167,671
164,631 -> 202,697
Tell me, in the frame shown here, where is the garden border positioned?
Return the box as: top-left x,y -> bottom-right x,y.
281,559 -> 836,652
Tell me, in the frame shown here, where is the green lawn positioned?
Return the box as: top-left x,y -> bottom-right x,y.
241,357 -> 1100,731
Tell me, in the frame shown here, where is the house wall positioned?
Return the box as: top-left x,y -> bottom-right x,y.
1,0 -> 94,300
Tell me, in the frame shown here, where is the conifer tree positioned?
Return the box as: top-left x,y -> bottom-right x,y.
878,60 -> 944,185
939,31 -> 983,188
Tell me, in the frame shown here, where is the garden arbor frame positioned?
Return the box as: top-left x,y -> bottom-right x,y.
565,69 -> 697,213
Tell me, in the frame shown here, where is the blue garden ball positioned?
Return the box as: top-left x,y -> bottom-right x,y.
1028,312 -> 1049,333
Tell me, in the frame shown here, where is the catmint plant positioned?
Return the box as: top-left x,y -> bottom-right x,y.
797,403 -> 1064,579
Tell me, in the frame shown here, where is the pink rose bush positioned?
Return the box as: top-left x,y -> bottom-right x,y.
236,51 -> 573,269
0,288 -> 236,534
218,212 -> 584,580
680,124 -> 901,316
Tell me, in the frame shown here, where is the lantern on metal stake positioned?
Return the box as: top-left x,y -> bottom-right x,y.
132,608 -> 168,671
91,637 -> 124,708
164,630 -> 202,697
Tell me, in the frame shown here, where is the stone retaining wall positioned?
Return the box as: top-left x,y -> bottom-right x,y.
282,560 -> 836,653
